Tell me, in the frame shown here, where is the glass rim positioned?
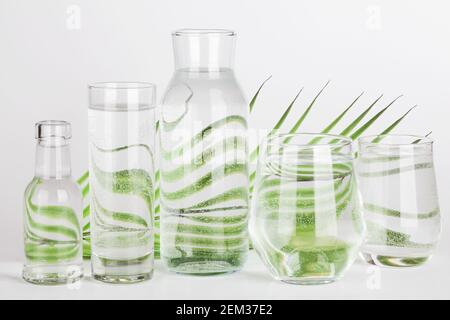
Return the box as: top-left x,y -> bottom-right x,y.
358,134 -> 433,146
88,82 -> 155,90
266,133 -> 352,148
172,28 -> 236,37
36,120 -> 70,126
35,120 -> 71,140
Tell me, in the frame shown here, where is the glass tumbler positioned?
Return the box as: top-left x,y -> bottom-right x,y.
88,82 -> 156,283
249,133 -> 364,285
358,135 -> 441,267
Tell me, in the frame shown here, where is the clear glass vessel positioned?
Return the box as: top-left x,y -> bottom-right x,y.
159,29 -> 249,275
249,133 -> 364,285
358,134 -> 441,267
88,82 -> 156,283
23,120 -> 83,285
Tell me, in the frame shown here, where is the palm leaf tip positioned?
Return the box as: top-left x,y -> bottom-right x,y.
372,105 -> 417,143
350,94 -> 403,140
339,93 -> 383,138
249,75 -> 272,113
286,80 -> 331,138
272,87 -> 303,132
249,86 -> 303,161
324,91 -> 364,132
307,92 -> 365,145
412,130 -> 432,144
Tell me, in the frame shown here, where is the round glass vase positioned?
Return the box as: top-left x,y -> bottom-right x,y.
249,133 -> 364,285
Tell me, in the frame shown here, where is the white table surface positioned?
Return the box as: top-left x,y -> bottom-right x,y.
1,251 -> 449,300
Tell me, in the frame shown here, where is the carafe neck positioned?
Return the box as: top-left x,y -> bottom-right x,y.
172,29 -> 236,71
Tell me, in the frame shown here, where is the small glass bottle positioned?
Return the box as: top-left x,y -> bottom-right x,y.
23,120 -> 83,285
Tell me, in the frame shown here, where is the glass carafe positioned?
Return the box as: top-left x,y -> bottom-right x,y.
159,29 -> 249,275
23,121 -> 83,285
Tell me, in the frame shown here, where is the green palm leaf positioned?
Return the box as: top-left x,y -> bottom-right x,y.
250,81 -> 329,184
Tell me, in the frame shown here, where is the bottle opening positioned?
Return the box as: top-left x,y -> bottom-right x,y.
35,120 -> 71,140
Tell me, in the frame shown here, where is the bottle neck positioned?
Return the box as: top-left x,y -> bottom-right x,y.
172,31 -> 236,71
35,138 -> 71,179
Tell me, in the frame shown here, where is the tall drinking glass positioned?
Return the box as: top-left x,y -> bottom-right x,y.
358,135 -> 441,267
88,82 -> 156,283
249,133 -> 364,285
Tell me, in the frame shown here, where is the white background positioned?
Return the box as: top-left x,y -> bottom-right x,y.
0,0 -> 449,299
